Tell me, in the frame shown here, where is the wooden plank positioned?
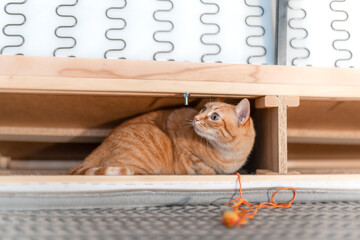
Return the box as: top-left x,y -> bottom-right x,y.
288,129 -> 360,145
255,95 -> 299,109
2,56 -> 360,98
252,96 -> 288,174
0,174 -> 359,185
256,169 -> 300,175
0,127 -> 109,143
288,168 -> 360,174
0,141 -> 97,161
288,100 -> 360,144
288,143 -> 360,160
288,100 -> 360,131
5,159 -> 81,170
288,159 -> 360,169
0,94 -> 198,128
0,169 -> 68,175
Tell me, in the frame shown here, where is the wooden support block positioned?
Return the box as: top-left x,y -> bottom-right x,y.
252,96 -> 288,174
255,96 -> 300,109
0,156 -> 10,169
287,96 -> 300,108
255,96 -> 279,109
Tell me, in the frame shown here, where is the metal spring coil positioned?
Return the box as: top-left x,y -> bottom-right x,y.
104,0 -> 127,59
287,0 -> 310,66
53,0 -> 78,57
153,0 -> 174,61
199,0 -> 221,63
330,0 -> 352,67
244,0 -> 267,64
0,0 -> 27,55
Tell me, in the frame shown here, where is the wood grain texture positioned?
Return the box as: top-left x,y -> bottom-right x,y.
288,100 -> 360,131
288,160 -> 360,169
288,100 -> 360,144
288,129 -> 360,145
0,94 -> 198,128
2,55 -> 360,98
278,96 -> 288,174
251,96 -> 288,174
288,143 -> 360,160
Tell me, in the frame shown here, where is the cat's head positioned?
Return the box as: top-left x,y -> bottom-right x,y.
193,98 -> 255,149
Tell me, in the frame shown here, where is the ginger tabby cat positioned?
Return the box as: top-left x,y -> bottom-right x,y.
68,99 -> 255,175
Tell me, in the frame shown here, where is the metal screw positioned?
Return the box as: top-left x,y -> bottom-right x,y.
183,93 -> 190,105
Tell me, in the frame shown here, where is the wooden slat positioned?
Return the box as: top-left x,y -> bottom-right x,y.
0,141 -> 97,161
288,143 -> 360,160
288,159 -> 360,169
288,101 -> 360,131
0,94 -> 200,128
7,160 -> 81,170
0,169 -> 67,176
288,168 -> 360,174
0,127 -> 109,143
288,100 -> 360,144
0,174 -> 360,184
288,129 -> 360,145
2,56 -> 360,98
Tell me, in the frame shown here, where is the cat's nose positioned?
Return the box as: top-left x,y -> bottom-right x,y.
194,116 -> 200,122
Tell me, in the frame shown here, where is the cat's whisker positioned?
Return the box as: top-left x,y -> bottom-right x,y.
183,121 -> 195,129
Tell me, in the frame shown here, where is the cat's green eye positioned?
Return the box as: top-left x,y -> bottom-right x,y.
200,107 -> 207,113
210,113 -> 220,121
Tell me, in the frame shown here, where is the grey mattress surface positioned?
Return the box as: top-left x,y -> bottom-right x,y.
1,201 -> 360,240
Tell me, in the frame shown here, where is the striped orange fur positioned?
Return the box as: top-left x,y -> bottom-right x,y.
68,99 -> 255,175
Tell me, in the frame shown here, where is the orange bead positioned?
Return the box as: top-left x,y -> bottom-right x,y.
222,211 -> 242,227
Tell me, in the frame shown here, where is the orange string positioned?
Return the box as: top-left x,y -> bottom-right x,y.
222,173 -> 296,227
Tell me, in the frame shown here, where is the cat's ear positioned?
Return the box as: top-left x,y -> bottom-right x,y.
235,98 -> 250,125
